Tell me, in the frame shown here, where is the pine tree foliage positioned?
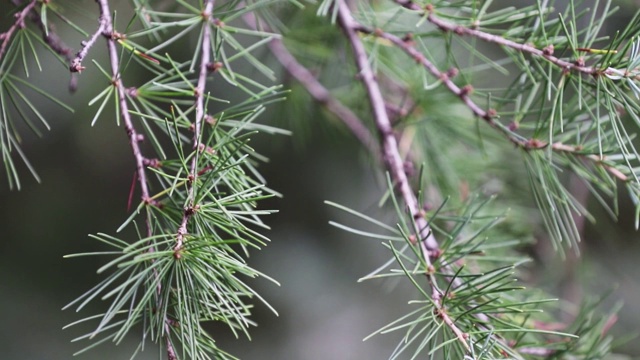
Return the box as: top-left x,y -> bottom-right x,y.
1,0 -> 639,359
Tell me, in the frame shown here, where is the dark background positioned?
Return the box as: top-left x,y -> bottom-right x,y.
1,1 -> 639,359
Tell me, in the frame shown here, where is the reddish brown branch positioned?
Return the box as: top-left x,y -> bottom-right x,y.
69,10 -> 108,73
96,0 -> 150,207
94,0 -> 175,356
27,8 -> 78,91
336,0 -> 469,351
354,24 -> 630,183
395,0 -> 604,77
174,0 -> 215,255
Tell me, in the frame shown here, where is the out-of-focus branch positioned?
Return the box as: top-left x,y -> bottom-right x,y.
10,0 -> 78,90
0,0 -> 38,61
242,12 -> 379,156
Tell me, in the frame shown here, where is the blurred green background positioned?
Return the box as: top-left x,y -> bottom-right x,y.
1,1 -> 640,359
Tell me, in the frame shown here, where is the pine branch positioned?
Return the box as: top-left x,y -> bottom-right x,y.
335,0 -> 470,351
394,0 -> 603,76
353,24 -> 631,184
69,10 -> 107,73
96,0 -> 151,207
91,0 -> 175,357
174,0 -> 215,256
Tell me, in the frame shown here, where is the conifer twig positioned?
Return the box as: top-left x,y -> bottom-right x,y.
353,24 -> 630,183
174,0 -> 215,256
24,5 -> 78,90
94,0 -> 176,357
70,9 -> 107,73
395,0 -> 602,76
336,0 -> 469,351
96,0 -> 151,207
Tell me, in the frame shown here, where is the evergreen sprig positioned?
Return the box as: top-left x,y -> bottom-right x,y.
1,0 -> 287,358
2,0 -> 638,358
265,0 -> 633,358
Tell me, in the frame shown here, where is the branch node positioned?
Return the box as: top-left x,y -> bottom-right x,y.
205,115 -> 217,125
197,143 -> 216,154
404,160 -> 416,177
213,18 -> 224,27
69,61 -> 85,73
110,31 -> 125,41
446,67 -> 459,78
143,158 -> 161,168
408,234 -> 417,244
184,205 -> 199,217
402,33 -> 414,45
206,61 -> 223,73
525,138 -> 548,150
459,84 -> 473,96
126,87 -> 138,98
542,44 -> 554,56
426,264 -> 436,275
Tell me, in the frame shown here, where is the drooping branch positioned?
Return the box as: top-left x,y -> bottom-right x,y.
394,0 -> 605,76
353,24 -> 631,183
336,0 -> 436,250
94,0 -> 175,357
174,0 -> 215,256
336,0 -> 469,351
96,0 -> 150,207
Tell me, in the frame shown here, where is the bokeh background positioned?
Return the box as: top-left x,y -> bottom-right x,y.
1,1 -> 639,359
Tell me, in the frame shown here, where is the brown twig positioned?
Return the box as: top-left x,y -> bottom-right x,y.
354,24 -> 630,183
96,0 -> 150,207
93,0 -> 176,356
69,10 -> 108,73
173,0 -> 215,257
336,0 -> 469,351
395,0 -> 604,77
